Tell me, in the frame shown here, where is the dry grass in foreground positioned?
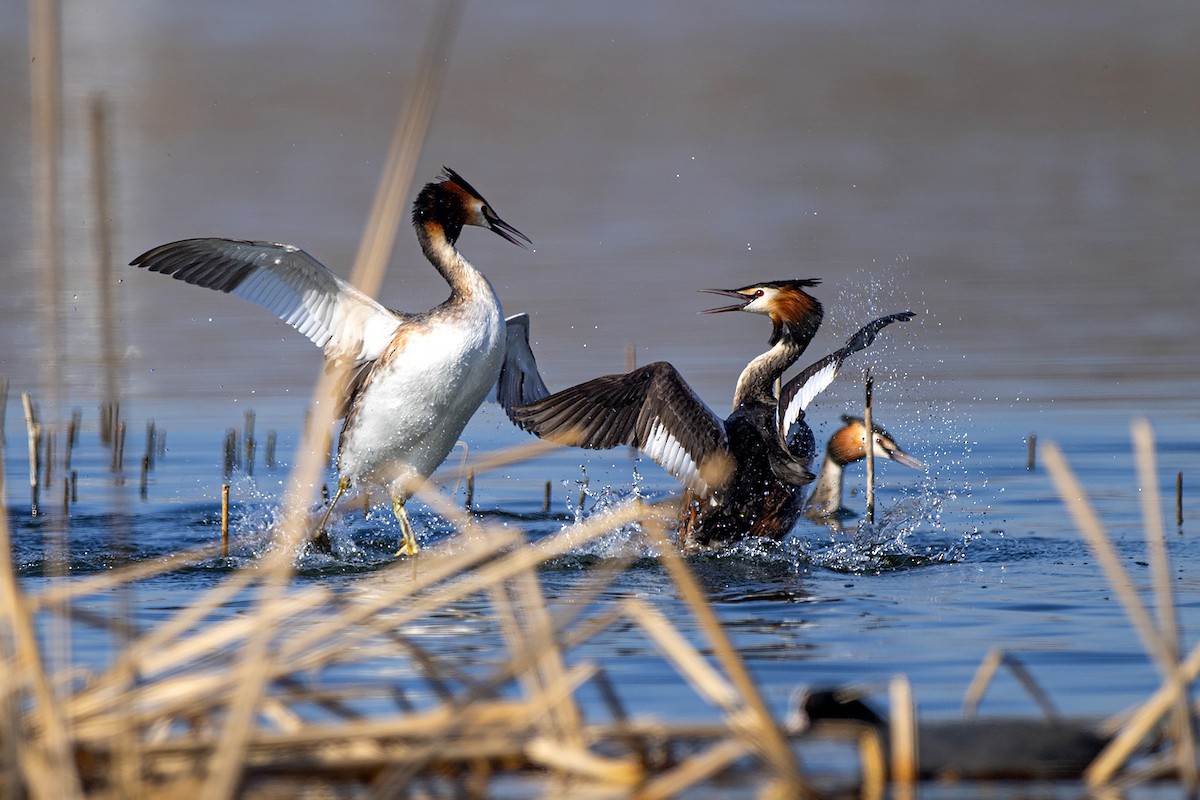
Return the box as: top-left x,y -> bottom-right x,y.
0,418 -> 1196,798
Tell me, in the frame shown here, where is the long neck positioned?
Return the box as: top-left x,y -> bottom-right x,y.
804,453 -> 845,517
731,335 -> 804,410
416,221 -> 492,305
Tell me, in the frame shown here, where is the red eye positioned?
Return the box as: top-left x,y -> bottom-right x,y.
754,289 -> 764,297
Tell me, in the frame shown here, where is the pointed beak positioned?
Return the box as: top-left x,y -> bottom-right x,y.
487,214 -> 532,249
698,287 -> 750,314
886,447 -> 926,472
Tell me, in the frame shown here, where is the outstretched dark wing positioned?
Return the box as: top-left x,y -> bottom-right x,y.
512,362 -> 733,496
495,313 -> 551,422
777,312 -> 916,436
131,237 -> 402,365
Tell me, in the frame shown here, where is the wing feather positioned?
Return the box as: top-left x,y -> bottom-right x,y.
495,314 -> 552,422
777,312 -> 915,435
513,362 -> 733,496
131,237 -> 402,365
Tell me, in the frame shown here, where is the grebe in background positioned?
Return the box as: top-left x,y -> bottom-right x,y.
512,279 -> 914,548
802,415 -> 925,520
133,168 -> 548,555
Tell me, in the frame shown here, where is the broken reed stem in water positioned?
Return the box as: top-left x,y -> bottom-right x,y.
22,393 -> 41,516
221,484 -> 230,558
65,408 -> 79,471
863,370 -> 875,524
222,428 -> 237,479
42,428 -> 54,489
244,410 -> 255,477
0,377 -> 7,446
1027,431 -> 1037,470
544,479 -> 552,512
465,469 -> 474,510
1178,472 -> 1184,527
115,421 -> 126,473
265,430 -> 276,470
144,420 -> 156,471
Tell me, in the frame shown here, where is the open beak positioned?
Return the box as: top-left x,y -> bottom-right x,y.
487,214 -> 532,249
886,447 -> 926,472
698,287 -> 751,314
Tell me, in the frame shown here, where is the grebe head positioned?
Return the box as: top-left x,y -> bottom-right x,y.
412,167 -> 531,248
829,415 -> 925,471
699,279 -> 823,346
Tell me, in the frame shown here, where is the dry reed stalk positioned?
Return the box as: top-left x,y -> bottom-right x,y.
0,407 -> 83,798
1178,472 -> 1184,527
28,542 -> 226,611
962,647 -> 1060,722
888,675 -> 917,786
116,503 -> 645,791
634,737 -> 751,800
1044,443 -> 1180,682
22,392 -> 41,515
0,377 -> 7,446
80,570 -> 260,702
90,96 -> 121,424
864,370 -> 875,523
1045,440 -> 1199,788
68,587 -> 333,729
279,501 -> 651,680
623,598 -> 740,711
1027,431 -> 1037,470
220,484 -> 230,557
347,0 -> 462,297
30,0 -> 64,423
858,726 -> 887,799
643,522 -> 809,795
448,437 -> 563,478
526,736 -> 643,787
203,1 -> 466,784
489,568 -> 586,751
498,505 -> 587,746
1133,419 -> 1197,789
85,504 -> 581,732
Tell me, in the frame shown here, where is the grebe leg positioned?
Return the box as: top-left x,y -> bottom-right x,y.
392,497 -> 420,556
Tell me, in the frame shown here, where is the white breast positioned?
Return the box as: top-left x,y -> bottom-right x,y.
339,298 -> 504,497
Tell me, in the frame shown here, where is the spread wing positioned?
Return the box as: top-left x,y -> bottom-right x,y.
131,237 -> 402,365
512,361 -> 733,496
778,312 -> 916,436
495,313 -> 551,422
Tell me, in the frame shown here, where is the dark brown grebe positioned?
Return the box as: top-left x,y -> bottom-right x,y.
512,280 -> 913,548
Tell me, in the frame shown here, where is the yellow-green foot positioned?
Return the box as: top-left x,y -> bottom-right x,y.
392,498 -> 420,557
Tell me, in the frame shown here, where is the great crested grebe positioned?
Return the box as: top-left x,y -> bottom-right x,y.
132,168 -> 547,555
512,279 -> 914,548
802,415 -> 924,520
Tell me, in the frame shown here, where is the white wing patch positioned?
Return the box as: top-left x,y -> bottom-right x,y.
781,360 -> 839,433
642,419 -> 708,495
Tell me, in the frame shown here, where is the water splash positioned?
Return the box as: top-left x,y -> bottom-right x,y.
791,481 -> 982,573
